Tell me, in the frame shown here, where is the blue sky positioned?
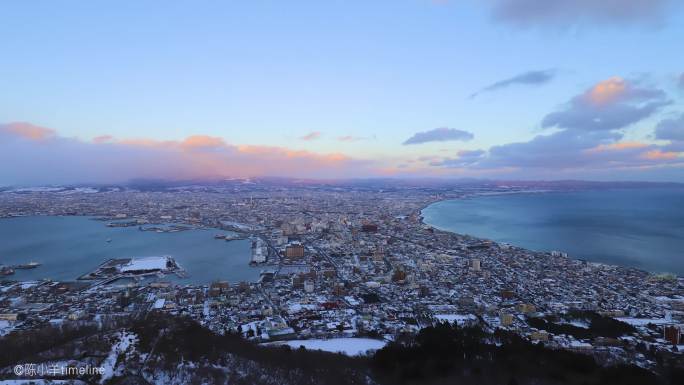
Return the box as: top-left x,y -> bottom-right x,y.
1,1 -> 683,184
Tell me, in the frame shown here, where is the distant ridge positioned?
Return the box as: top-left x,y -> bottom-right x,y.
2,177 -> 683,192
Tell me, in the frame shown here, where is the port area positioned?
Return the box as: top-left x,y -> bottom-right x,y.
103,220 -> 193,233
214,233 -> 248,241
0,262 -> 41,276
78,255 -> 187,284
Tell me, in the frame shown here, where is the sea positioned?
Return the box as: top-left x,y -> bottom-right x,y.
0,216 -> 260,284
421,187 -> 684,276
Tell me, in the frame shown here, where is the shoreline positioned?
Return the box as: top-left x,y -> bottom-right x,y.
417,192 -> 683,279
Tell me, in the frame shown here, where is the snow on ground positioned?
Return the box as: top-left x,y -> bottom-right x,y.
434,314 -> 477,326
287,303 -> 317,314
203,300 -> 210,317
9,187 -> 65,193
0,320 -> 11,336
0,283 -> 17,293
153,299 -> 166,309
240,320 -> 261,339
20,282 -> 39,290
0,381 -> 87,384
265,338 -> 386,356
120,256 -> 169,272
616,317 -> 672,326
69,187 -> 99,194
559,320 -> 590,329
569,341 -> 593,349
99,331 -> 138,384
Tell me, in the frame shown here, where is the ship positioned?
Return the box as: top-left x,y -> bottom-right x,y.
14,261 -> 41,269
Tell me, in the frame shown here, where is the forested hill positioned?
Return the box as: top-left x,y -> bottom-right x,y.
0,313 -> 682,385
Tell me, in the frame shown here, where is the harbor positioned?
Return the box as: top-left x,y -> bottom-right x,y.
0,216 -> 262,284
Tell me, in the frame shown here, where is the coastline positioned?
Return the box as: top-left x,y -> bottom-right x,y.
417,191 -> 683,279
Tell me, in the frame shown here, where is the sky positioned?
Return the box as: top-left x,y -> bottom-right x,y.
1,0 -> 683,185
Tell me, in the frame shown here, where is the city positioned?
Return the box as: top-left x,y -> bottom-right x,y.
0,180 -> 682,383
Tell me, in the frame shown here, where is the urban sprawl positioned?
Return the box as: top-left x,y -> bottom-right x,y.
1,181 -> 683,372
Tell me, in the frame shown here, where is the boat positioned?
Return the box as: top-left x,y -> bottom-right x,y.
106,238 -> 112,243
0,266 -> 15,276
14,261 -> 41,269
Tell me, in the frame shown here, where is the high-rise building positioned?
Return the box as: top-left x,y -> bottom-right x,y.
285,243 -> 305,258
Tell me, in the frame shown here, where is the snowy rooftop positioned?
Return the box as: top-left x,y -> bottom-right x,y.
120,256 -> 170,272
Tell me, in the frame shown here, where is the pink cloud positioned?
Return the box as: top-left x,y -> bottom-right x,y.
585,141 -> 649,153
640,149 -> 679,160
584,77 -> 628,105
1,122 -> 55,140
299,131 -> 321,141
180,135 -> 227,149
0,123 -> 377,184
338,135 -> 365,142
92,135 -> 114,144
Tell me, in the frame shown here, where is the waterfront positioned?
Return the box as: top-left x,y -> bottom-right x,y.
422,188 -> 684,275
0,216 -> 260,284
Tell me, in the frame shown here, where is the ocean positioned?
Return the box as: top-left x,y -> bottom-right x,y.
421,188 -> 684,276
0,216 -> 260,284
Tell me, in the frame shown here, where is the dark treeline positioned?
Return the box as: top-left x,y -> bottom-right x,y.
372,323 -> 683,385
0,323 -> 100,367
1,314 -> 682,385
528,311 -> 637,340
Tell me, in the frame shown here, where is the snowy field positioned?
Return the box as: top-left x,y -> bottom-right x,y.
616,317 -> 672,326
265,338 -> 386,356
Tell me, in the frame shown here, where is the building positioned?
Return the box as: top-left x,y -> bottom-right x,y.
500,312 -> 514,326
304,280 -> 314,293
516,303 -> 537,314
361,222 -> 378,232
664,325 -> 681,345
0,313 -> 18,321
291,275 -> 304,289
209,281 -> 230,297
285,243 -> 305,259
530,330 -> 549,341
251,238 -> 267,263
